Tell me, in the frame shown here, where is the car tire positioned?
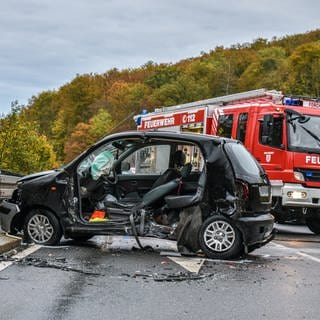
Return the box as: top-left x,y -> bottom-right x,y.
305,215 -> 320,234
198,215 -> 243,259
24,209 -> 62,245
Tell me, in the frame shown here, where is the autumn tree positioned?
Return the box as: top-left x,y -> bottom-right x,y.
0,103 -> 57,174
22,90 -> 60,140
64,109 -> 115,162
144,64 -> 181,89
106,81 -> 151,130
238,47 -> 287,91
285,42 -> 320,96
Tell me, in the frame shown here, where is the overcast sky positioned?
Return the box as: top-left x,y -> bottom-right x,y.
0,0 -> 319,114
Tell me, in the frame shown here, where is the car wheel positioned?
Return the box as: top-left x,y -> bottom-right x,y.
24,209 -> 62,245
198,215 -> 243,259
305,215 -> 320,234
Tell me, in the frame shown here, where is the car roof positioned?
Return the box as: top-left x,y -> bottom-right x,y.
98,130 -> 234,146
65,130 -> 239,170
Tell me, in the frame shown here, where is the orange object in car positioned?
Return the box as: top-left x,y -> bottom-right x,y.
89,210 -> 108,222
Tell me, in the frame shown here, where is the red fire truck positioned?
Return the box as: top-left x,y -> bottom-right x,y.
134,89 -> 320,234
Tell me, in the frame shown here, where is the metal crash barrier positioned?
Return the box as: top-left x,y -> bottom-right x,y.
0,170 -> 22,200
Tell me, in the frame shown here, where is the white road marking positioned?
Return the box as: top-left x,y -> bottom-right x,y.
0,244 -> 42,272
168,256 -> 205,273
272,241 -> 320,264
297,251 -> 320,264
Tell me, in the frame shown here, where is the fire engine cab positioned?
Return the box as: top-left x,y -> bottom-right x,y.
134,89 -> 320,234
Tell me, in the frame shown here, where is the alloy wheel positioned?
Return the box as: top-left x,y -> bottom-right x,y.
203,220 -> 236,252
27,214 -> 54,244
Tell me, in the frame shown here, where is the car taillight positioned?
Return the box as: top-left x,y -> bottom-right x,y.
236,180 -> 249,201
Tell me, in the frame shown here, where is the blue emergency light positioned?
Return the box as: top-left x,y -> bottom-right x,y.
284,97 -> 303,106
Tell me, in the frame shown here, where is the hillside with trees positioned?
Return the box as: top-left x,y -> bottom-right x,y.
1,29 -> 320,174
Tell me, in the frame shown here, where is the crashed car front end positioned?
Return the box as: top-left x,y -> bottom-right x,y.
0,169 -> 71,236
0,197 -> 20,233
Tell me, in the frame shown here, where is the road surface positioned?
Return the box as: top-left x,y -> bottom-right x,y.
0,224 -> 319,320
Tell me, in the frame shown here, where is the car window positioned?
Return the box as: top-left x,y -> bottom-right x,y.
259,115 -> 283,148
122,145 -> 171,175
224,142 -> 260,176
181,144 -> 204,172
236,113 -> 248,143
122,143 -> 204,175
217,114 -> 234,138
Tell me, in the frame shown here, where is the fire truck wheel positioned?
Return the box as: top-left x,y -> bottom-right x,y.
198,215 -> 243,259
305,213 -> 320,234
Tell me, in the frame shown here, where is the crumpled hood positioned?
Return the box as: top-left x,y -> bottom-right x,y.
18,170 -> 57,183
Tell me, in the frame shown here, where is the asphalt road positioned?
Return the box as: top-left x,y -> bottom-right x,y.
0,224 -> 319,320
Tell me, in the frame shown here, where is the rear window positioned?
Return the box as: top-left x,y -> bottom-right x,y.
224,142 -> 260,177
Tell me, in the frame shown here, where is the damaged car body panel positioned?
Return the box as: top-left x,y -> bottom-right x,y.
0,131 -> 274,259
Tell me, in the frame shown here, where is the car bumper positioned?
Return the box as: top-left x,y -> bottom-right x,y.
0,200 -> 20,232
237,213 -> 275,247
281,183 -> 320,208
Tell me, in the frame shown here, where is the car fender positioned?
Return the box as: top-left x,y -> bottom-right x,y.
0,200 -> 20,233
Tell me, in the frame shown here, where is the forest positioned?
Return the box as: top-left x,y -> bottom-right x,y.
1,29 -> 320,174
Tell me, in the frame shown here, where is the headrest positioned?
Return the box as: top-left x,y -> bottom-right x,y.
173,150 -> 186,167
180,163 -> 192,178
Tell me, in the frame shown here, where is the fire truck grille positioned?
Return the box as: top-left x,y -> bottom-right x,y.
297,169 -> 320,182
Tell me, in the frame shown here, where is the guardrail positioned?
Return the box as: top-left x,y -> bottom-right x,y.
0,170 -> 22,200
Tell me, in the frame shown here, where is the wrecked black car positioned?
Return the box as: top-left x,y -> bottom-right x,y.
0,131 -> 274,259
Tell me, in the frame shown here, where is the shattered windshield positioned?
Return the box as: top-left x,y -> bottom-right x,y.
287,114 -> 320,153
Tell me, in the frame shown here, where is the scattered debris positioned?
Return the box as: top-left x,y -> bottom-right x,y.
160,251 -> 181,257
133,271 -> 153,278
18,257 -> 102,276
153,271 -> 214,282
117,269 -> 215,282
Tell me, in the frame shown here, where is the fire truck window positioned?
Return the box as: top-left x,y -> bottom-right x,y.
236,113 -> 248,143
259,116 -> 283,148
217,114 -> 233,138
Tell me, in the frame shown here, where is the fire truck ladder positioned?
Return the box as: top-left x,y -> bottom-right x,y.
154,89 -> 283,113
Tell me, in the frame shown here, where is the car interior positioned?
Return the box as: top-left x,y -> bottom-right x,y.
76,138 -> 204,224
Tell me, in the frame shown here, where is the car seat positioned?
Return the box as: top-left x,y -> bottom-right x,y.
150,150 -> 189,189
103,150 -> 192,215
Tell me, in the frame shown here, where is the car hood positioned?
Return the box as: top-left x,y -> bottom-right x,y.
18,170 -> 57,183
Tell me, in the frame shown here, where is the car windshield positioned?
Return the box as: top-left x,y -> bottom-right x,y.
78,139 -> 140,180
287,114 -> 320,153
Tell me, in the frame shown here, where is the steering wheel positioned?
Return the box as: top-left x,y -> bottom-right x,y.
101,167 -> 118,185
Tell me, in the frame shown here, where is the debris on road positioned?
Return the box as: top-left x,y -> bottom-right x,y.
153,271 -> 214,282
20,257 -> 103,276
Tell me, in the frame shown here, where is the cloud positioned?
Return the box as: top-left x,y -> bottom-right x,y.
0,0 -> 319,113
